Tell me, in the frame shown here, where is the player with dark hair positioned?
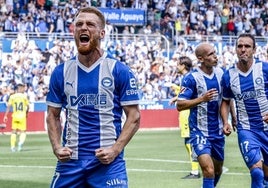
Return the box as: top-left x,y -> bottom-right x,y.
221,33 -> 268,188
176,43 -> 235,188
46,7 -> 140,188
169,56 -> 200,179
3,83 -> 29,152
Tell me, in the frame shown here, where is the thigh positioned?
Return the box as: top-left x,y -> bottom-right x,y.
238,130 -> 262,169
191,131 -> 211,161
50,160 -> 86,188
211,137 -> 225,161
88,157 -> 128,188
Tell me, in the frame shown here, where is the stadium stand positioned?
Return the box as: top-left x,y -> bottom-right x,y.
0,0 -> 268,102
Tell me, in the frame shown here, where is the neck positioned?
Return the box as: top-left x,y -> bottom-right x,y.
181,69 -> 188,76
237,60 -> 253,73
200,65 -> 213,75
78,49 -> 104,67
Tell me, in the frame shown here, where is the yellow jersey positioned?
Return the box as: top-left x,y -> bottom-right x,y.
8,93 -> 29,120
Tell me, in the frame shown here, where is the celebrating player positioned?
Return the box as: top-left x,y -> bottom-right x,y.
221,33 -> 268,188
176,43 -> 235,188
46,7 -> 140,188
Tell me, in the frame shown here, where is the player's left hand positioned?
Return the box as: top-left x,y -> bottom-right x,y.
223,123 -> 232,136
95,147 -> 118,164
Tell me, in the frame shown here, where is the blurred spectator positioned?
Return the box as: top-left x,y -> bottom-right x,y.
221,3 -> 230,35
35,17 -> 48,37
1,0 -> 268,103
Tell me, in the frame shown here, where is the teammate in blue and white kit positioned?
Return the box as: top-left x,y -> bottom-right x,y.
221,33 -> 268,188
177,43 -> 235,188
46,7 -> 140,188
177,43 -> 222,188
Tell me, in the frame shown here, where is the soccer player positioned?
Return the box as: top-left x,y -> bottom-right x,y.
221,33 -> 268,188
46,7 -> 140,188
176,43 -> 233,188
3,83 -> 29,152
169,56 -> 200,179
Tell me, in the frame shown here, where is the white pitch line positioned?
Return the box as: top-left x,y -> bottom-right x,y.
0,157 -> 248,176
0,164 -> 248,176
0,164 -> 55,169
126,158 -> 189,163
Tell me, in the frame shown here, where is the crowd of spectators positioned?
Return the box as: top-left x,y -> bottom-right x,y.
1,0 -> 268,104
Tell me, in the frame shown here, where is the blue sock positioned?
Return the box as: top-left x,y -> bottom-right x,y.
264,176 -> 268,188
250,168 -> 264,188
214,175 -> 221,187
203,177 -> 214,188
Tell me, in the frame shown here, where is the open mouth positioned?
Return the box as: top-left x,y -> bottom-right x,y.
80,34 -> 90,43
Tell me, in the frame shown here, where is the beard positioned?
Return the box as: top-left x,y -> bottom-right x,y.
76,37 -> 99,55
239,57 -> 248,65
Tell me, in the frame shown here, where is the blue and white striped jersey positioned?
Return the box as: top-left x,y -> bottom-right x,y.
46,52 -> 139,160
221,60 -> 268,131
178,67 -> 224,138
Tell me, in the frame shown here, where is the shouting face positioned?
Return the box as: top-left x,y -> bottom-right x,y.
74,12 -> 105,55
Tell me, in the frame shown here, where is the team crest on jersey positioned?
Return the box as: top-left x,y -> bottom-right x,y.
255,77 -> 263,85
101,77 -> 113,87
197,144 -> 204,151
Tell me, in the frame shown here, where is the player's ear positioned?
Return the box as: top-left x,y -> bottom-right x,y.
100,29 -> 105,40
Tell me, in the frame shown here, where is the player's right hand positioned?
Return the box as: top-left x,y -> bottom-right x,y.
223,123 -> 232,136
54,147 -> 73,162
203,88 -> 218,102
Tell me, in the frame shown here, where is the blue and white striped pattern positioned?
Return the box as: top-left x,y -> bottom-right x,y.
178,67 -> 224,137
222,60 -> 268,131
46,52 -> 139,159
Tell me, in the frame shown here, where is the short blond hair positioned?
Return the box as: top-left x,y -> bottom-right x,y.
74,7 -> 106,29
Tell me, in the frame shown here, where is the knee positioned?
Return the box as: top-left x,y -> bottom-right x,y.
202,166 -> 215,178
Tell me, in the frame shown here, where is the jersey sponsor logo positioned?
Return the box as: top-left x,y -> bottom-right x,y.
70,93 -> 107,107
126,89 -> 138,95
236,89 -> 262,100
106,178 -> 127,186
102,77 -> 113,87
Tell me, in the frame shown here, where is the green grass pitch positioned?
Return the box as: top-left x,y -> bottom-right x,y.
0,129 -> 250,188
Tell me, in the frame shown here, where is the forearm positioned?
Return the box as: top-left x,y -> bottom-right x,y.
176,97 -> 204,111
4,106 -> 10,117
46,113 -> 62,153
220,100 -> 230,124
112,111 -> 140,155
229,99 -> 236,119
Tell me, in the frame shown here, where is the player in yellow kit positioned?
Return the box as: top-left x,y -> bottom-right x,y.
3,83 -> 29,152
169,56 -> 200,179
